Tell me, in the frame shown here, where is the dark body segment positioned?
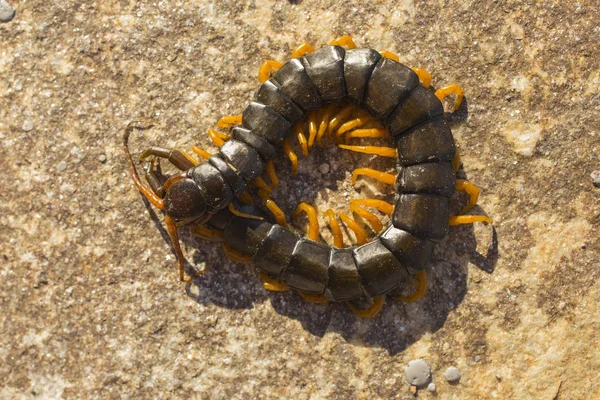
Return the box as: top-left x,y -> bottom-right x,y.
284,239 -> 330,294
325,248 -> 363,302
242,102 -> 292,146
273,58 -> 323,111
301,46 -> 347,102
387,85 -> 444,136
208,155 -> 246,196
255,79 -> 305,124
164,178 -> 206,222
219,139 -> 264,181
253,225 -> 299,278
393,194 -> 450,240
396,117 -> 456,166
231,126 -> 278,161
364,57 -> 420,119
190,162 -> 233,209
223,205 -> 273,255
397,161 -> 456,198
379,225 -> 435,274
343,48 -> 382,105
353,239 -> 410,297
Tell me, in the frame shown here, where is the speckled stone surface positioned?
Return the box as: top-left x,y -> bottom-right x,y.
1,1 -> 599,399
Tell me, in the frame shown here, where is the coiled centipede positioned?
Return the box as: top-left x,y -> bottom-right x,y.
124,36 -> 492,318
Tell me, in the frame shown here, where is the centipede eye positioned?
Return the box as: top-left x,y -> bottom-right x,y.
164,178 -> 206,222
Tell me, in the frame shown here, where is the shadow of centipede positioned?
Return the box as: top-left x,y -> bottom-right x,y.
143,95 -> 497,354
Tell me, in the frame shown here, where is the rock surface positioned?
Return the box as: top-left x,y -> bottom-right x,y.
1,1 -> 599,399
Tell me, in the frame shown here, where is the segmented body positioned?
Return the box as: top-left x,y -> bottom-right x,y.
187,45 -> 455,302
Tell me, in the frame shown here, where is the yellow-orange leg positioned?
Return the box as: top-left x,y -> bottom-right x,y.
329,35 -> 357,49
307,110 -> 319,148
298,291 -> 329,303
239,191 -> 254,205
456,179 -> 481,214
335,111 -> 372,140
254,176 -> 273,194
350,204 -> 384,233
352,168 -> 396,185
295,122 -> 309,156
260,271 -> 288,292
338,144 -> 397,158
191,225 -> 225,242
324,209 -> 344,248
345,128 -> 387,141
291,42 -> 315,58
293,203 -> 319,241
380,51 -> 399,62
347,296 -> 385,318
282,139 -> 298,176
316,104 -> 336,146
392,270 -> 428,303
328,105 -> 354,136
192,145 -> 212,160
223,243 -> 253,264
350,199 -> 394,216
435,84 -> 464,112
449,215 -> 492,226
339,213 -> 368,245
228,203 -> 264,221
217,115 -> 242,129
208,129 -> 227,147
452,150 -> 462,172
412,67 -> 432,88
266,160 -> 279,187
259,190 -> 288,227
258,60 -> 282,83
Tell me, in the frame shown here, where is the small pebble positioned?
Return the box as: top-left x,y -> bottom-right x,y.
444,366 -> 461,383
591,170 -> 600,188
99,154 -> 107,163
405,359 -> 431,388
427,383 -> 436,392
57,161 -> 68,172
0,0 -> 16,23
22,120 -> 34,132
496,374 -> 502,380
318,163 -> 330,175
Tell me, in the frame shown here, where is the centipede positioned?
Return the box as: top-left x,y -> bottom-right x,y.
124,36 -> 492,318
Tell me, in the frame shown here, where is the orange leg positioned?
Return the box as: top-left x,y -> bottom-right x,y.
435,84 -> 464,112
338,144 -> 397,158
282,139 -> 298,177
260,271 -> 288,292
347,296 -> 385,318
328,105 -> 354,136
228,203 -> 264,221
254,176 -> 273,194
456,179 -> 480,214
191,225 -> 224,242
291,42 -> 315,58
350,199 -> 394,216
412,67 -> 432,88
452,150 -> 462,172
345,128 -> 387,141
259,190 -> 288,227
351,168 -> 396,185
298,291 -> 329,303
295,122 -> 309,157
339,213 -> 368,245
223,243 -> 253,264
316,104 -> 336,146
293,203 -> 320,241
449,215 -> 492,226
335,111 -> 372,140
192,145 -> 212,160
217,115 -> 242,129
379,51 -> 399,62
329,35 -> 357,49
258,60 -> 282,83
266,160 -> 279,187
208,129 -> 227,147
324,209 -> 344,248
392,270 -> 428,303
239,191 -> 254,205
307,110 -> 319,148
350,204 -> 384,233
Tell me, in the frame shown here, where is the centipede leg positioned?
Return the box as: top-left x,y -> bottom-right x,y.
329,35 -> 357,49
452,150 -> 462,172
379,51 -> 399,61
143,158 -> 167,197
449,215 -> 493,226
216,115 -> 242,129
293,203 -> 320,241
392,270 -> 428,303
339,213 -> 367,245
191,225 -> 224,242
435,84 -> 464,112
338,144 -> 397,158
260,271 -> 289,292
298,291 -> 329,303
258,60 -> 282,83
346,296 -> 385,318
291,42 -> 315,58
208,129 -> 229,147
324,209 -> 344,248
456,179 -> 481,214
282,139 -> 298,177
412,67 -> 432,88
351,168 -> 395,185
223,243 -> 253,264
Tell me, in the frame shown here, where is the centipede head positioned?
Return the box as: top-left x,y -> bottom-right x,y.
163,177 -> 207,223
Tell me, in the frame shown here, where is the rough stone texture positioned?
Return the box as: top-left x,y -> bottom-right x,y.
1,1 -> 599,399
